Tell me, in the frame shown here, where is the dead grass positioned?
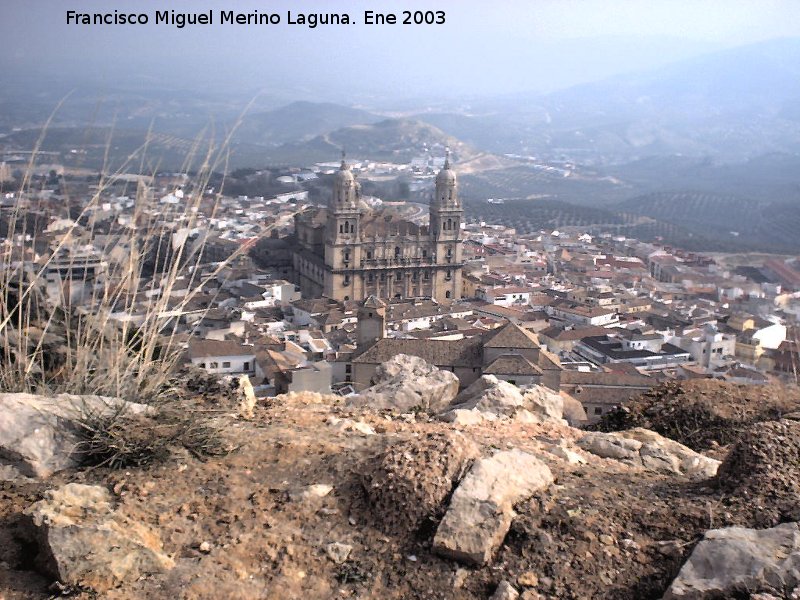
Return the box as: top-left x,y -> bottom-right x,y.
75,400 -> 235,470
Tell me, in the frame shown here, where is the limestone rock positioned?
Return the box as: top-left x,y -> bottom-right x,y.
362,431 -> 479,534
24,483 -> 174,591
578,431 -> 642,462
578,429 -> 720,478
450,376 -> 526,416
447,377 -> 565,424
491,580 -> 520,600
0,393 -> 150,478
438,408 -> 490,426
348,354 -> 459,413
325,542 -> 352,564
433,449 -> 553,565
663,522 -> 800,599
545,444 -> 587,465
238,374 -> 257,419
559,391 -> 588,426
522,385 -> 564,422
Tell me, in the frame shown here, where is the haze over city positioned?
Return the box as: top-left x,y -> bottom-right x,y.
4,0 -> 800,99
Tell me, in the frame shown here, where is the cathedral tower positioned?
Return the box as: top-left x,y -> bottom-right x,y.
324,153 -> 362,299
429,150 -> 463,299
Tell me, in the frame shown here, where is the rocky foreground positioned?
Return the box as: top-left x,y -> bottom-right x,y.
1,357 -> 799,599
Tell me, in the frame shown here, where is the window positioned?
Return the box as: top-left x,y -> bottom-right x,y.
445,290 -> 451,299
344,295 -> 350,301
368,274 -> 374,283
424,272 -> 430,280
345,364 -> 352,373
445,270 -> 452,281
394,246 -> 401,258
244,361 -> 250,371
380,273 -> 386,282
367,250 -> 373,259
343,276 -> 350,286
222,361 -> 231,368
199,363 -> 205,369
422,249 -> 428,258
209,362 -> 218,369
594,407 -> 603,415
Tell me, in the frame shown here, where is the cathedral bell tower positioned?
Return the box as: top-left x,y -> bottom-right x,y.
430,150 -> 463,299
324,152 -> 362,300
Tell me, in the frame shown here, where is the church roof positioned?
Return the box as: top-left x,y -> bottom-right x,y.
483,321 -> 542,349
353,337 -> 483,368
362,295 -> 386,309
484,354 -> 543,377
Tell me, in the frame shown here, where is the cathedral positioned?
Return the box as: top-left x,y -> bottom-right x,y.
292,154 -> 464,302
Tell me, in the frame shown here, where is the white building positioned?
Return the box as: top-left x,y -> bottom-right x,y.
188,339 -> 256,375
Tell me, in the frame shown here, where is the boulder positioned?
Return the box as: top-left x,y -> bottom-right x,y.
663,522 -> 800,599
522,386 -> 564,422
578,429 -> 720,478
24,483 -> 174,591
433,449 -> 553,565
0,393 -> 150,478
348,354 -> 459,413
559,391 -> 588,426
450,376 -> 526,416
362,432 -> 479,534
446,377 -> 565,424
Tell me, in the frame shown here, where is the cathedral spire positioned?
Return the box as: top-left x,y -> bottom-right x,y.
340,148 -> 347,170
443,147 -> 450,169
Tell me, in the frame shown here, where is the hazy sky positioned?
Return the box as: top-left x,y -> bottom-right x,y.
3,0 -> 800,101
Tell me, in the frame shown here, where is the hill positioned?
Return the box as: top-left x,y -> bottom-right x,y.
235,101 -> 383,146
415,37 -> 800,163
260,118 -> 478,165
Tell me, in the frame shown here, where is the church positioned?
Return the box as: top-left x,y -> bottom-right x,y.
292,154 -> 464,302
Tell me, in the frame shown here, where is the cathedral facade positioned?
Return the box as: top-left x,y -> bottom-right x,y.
292,156 -> 464,302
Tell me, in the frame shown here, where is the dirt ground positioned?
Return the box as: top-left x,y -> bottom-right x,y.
0,384 -> 796,600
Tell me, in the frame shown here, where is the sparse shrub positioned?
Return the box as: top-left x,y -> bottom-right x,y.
76,400 -> 234,470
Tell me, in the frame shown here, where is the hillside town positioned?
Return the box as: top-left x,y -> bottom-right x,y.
5,154 -> 800,426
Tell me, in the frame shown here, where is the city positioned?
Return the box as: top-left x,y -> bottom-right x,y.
2,1 -> 800,599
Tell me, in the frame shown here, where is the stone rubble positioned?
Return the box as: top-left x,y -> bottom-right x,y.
432,449 -> 554,565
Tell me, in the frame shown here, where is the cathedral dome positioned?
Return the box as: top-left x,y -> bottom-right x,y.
334,160 -> 355,184
436,152 -> 456,185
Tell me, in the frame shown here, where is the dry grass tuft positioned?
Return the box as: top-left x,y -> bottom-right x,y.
76,401 -> 235,470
